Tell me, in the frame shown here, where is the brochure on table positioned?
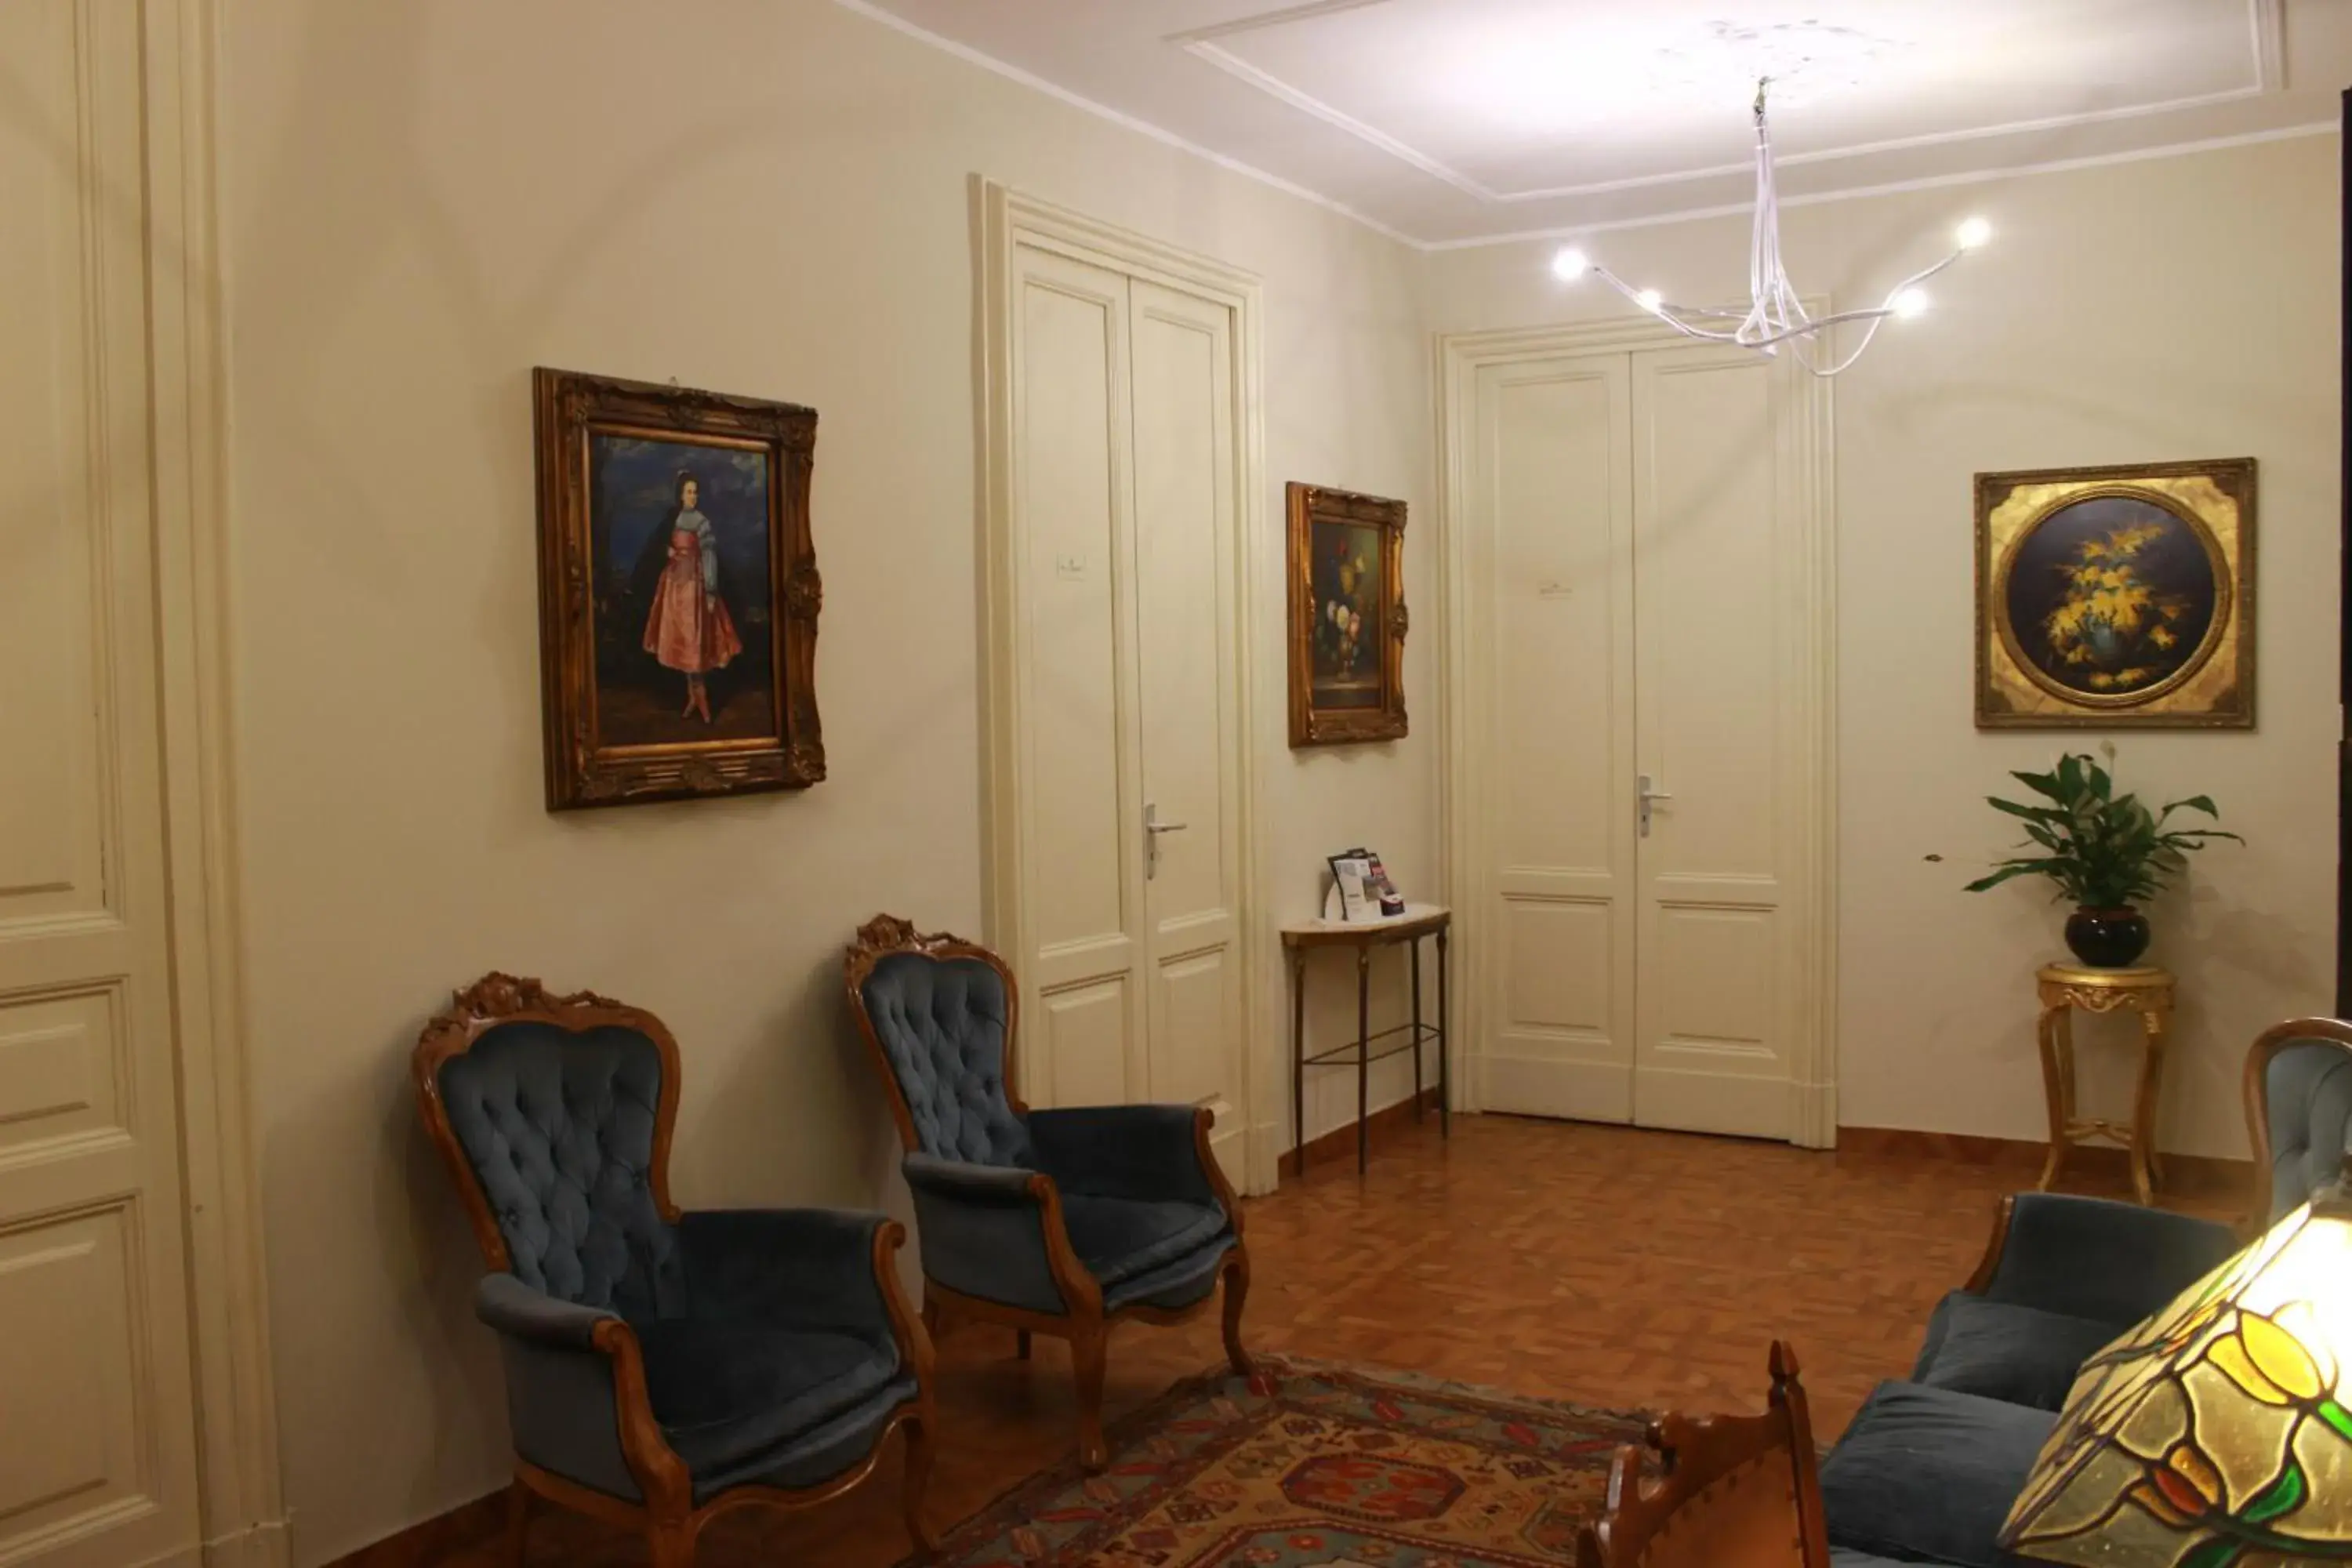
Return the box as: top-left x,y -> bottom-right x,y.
1324,848 -> 1406,922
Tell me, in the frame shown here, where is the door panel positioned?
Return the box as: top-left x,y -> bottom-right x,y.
1470,357 -> 1637,1121
1009,246 -> 1147,1095
1037,978 -> 1134,1109
1128,280 -> 1245,1182
1632,345 -> 1794,1138
0,2 -> 204,1561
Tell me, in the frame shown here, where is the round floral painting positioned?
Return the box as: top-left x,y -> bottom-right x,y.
2001,491 -> 2224,703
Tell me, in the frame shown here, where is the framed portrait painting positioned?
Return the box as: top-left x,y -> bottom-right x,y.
1976,457 -> 2256,729
1287,482 -> 1407,746
533,368 -> 824,809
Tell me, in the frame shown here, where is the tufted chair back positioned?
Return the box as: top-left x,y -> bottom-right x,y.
416,978 -> 688,1321
2252,1023 -> 2352,1222
851,929 -> 1032,1167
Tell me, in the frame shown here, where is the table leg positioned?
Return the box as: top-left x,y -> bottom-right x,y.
2132,1007 -> 2170,1207
1410,934 -> 1425,1121
1356,946 -> 1371,1175
1290,949 -> 1306,1181
1437,926 -> 1451,1138
2036,1002 -> 2071,1192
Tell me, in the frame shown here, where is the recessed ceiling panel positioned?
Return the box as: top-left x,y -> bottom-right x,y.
837,0 -> 2343,244
1193,0 -> 2264,200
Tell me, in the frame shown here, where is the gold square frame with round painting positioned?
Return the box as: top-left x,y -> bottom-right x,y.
1975,457 -> 2255,729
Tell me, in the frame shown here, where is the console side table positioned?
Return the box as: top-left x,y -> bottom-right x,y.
2034,962 -> 2174,1205
1280,903 -> 1450,1175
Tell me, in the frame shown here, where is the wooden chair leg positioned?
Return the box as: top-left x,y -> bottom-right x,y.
1016,1329 -> 1032,1360
503,1479 -> 532,1568
646,1519 -> 696,1568
921,1298 -> 942,1339
902,1410 -> 938,1556
1073,1329 -> 1110,1472
1221,1253 -> 1255,1377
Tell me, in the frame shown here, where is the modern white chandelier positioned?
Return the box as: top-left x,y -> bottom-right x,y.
1551,78 -> 1990,378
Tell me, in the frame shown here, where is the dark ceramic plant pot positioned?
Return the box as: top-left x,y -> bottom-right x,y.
2064,906 -> 2151,968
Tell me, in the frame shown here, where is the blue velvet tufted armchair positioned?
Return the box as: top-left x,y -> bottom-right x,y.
844,916 -> 1254,1471
412,973 -> 935,1568
2245,1015 -> 2352,1225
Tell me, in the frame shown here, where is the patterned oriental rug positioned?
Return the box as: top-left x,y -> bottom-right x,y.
914,1356 -> 1650,1568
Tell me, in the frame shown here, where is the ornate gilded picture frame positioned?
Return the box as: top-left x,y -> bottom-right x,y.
1976,457 -> 2255,729
1287,482 -> 1408,746
533,368 -> 824,809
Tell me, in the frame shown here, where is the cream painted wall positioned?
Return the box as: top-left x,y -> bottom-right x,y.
1426,134 -> 2341,1163
215,2 -> 1432,1559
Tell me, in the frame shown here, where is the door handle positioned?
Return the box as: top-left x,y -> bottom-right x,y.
1638,774 -> 1672,839
1145,802 -> 1188,879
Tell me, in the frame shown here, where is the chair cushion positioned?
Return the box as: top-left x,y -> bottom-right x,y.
1820,1381 -> 2055,1568
1061,1193 -> 1229,1287
1911,1291 -> 2123,1410
637,1319 -> 900,1480
860,952 -> 1032,1166
2263,1037 -> 2352,1221
691,1375 -> 920,1502
437,1022 -> 682,1316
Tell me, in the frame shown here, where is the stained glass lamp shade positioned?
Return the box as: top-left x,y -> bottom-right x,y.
2000,1179 -> 2352,1566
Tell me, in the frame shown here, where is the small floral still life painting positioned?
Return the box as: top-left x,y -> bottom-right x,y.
1312,522 -> 1383,700
1286,483 -> 1407,746
1976,459 -> 2254,729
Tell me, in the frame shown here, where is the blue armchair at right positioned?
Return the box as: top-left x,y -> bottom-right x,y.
844,914 -> 1254,1472
1816,1016 -> 2352,1568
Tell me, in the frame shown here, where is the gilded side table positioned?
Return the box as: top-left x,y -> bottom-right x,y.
2034,963 -> 2175,1205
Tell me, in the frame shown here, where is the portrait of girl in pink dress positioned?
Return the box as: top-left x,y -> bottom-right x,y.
640,470 -> 743,723
593,438 -> 774,748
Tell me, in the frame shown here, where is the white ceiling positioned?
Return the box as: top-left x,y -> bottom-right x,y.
837,0 -> 2350,247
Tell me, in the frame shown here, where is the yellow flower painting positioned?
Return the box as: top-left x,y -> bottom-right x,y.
2040,521 -> 2198,692
1999,492 -> 2221,702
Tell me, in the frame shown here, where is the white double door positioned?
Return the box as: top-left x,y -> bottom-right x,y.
1465,339 -> 1827,1141
999,239 -> 1247,1181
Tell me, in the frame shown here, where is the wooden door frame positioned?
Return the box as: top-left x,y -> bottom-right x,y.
147,4 -> 289,1561
973,180 -> 1276,1194
1435,317 -> 1840,1148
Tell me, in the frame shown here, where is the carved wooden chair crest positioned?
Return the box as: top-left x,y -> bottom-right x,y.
1576,1341 -> 1831,1568
413,972 -> 935,1568
844,914 -> 1254,1470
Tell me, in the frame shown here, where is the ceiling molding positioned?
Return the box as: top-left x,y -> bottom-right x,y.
1422,118 -> 2336,251
1163,0 -> 1401,49
826,0 -> 1423,247
1185,0 -> 2284,205
1184,39 -> 1491,199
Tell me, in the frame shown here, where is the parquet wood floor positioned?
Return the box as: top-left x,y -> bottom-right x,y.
419,1113 -> 2244,1568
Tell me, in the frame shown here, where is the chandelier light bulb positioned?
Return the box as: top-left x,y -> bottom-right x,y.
1635,288 -> 1664,313
1955,216 -> 1992,251
1891,287 -> 1930,319
1552,246 -> 1592,281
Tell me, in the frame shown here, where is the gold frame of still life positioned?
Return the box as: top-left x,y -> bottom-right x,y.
1976,457 -> 2256,729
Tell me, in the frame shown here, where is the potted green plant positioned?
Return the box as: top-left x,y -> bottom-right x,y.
1965,751 -> 2241,967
